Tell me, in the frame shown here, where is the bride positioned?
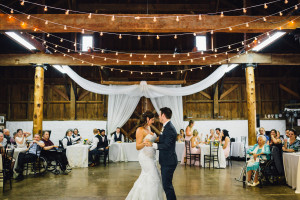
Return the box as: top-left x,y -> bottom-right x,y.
126,111 -> 165,200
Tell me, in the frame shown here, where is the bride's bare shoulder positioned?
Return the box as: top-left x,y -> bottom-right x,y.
136,127 -> 145,133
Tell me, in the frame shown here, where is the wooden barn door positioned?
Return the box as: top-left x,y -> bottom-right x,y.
120,97 -> 163,141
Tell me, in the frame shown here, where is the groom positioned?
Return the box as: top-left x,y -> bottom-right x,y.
146,107 -> 178,200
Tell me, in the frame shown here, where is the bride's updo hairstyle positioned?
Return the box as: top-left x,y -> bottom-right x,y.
139,111 -> 155,127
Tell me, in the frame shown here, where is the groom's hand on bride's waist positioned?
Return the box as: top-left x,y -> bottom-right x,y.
144,141 -> 153,147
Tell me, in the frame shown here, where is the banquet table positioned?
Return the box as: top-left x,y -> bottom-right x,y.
66,144 -> 90,168
199,144 -> 226,168
283,152 -> 300,194
109,142 -> 185,162
230,142 -> 246,158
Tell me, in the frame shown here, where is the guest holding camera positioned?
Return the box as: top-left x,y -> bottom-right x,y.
283,129 -> 299,152
15,129 -> 31,150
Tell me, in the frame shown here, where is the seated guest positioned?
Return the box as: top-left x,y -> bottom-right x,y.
269,129 -> 282,146
177,129 -> 185,142
111,127 -> 125,143
221,129 -> 230,158
42,131 -> 69,174
0,132 -> 7,153
96,129 -> 109,166
3,129 -> 11,144
62,129 -> 74,149
89,129 -> 100,167
208,129 -> 218,141
284,129 -> 290,142
247,136 -> 271,186
215,128 -> 222,141
15,134 -> 45,181
283,129 -> 299,152
10,132 -> 17,145
72,128 -> 81,143
15,129 -> 31,150
257,127 -> 269,145
190,130 -> 201,166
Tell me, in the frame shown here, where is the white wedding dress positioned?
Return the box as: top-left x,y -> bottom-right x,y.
126,134 -> 165,200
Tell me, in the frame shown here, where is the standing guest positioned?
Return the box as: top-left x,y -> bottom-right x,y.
215,128 -> 222,141
221,129 -> 231,158
283,129 -> 299,152
96,129 -> 109,166
89,128 -> 100,167
181,120 -> 194,164
257,127 -> 270,145
62,129 -> 74,149
111,127 -> 125,143
0,133 -> 7,153
269,129 -> 284,175
185,120 -> 194,141
15,129 -> 31,150
246,136 -> 270,187
42,131 -> 69,174
15,134 -> 45,181
72,128 -> 81,143
3,129 -> 11,144
177,129 -> 185,142
190,130 -> 201,166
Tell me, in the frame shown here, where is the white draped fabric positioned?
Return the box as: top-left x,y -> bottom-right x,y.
108,92 -> 140,135
62,64 -> 233,97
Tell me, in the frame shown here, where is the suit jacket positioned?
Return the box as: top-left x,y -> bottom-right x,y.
96,135 -> 108,149
157,121 -> 178,166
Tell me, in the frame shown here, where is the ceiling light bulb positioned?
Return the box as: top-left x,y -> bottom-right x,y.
100,32 -> 103,36
174,35 -> 177,39
27,15 -> 31,19
130,53 -> 133,57
176,16 -> 179,22
64,25 -> 67,30
88,13 -> 92,19
153,17 -> 157,22
138,35 -> 141,40
220,12 -> 224,17
243,8 -> 247,13
187,53 -> 190,56
45,20 -> 48,25
20,0 -> 25,6
198,14 -> 202,20
111,15 -> 115,21
246,23 -> 249,27
264,3 -> 268,9
156,35 -> 159,40
119,34 -> 122,39
65,10 -> 69,15
44,6 -> 47,12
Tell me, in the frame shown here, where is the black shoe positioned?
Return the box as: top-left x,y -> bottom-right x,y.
15,174 -> 24,181
62,170 -> 69,175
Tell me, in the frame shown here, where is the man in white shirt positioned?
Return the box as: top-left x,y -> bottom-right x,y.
89,128 -> 100,167
111,127 -> 125,143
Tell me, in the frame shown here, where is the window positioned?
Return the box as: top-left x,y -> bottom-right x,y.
81,35 -> 93,52
195,35 -> 207,51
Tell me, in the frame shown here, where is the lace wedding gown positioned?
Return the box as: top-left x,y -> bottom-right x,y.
126,134 -> 165,200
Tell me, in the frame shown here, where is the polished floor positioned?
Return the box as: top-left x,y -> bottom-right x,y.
1,161 -> 299,200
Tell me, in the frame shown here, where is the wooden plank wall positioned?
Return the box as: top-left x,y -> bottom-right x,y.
0,66 -> 299,122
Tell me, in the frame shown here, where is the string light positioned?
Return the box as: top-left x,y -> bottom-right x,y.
264,3 -> 268,9
229,27 -> 232,31
47,33 -> 50,37
285,0 -> 288,4
174,35 -> 177,39
111,15 -> 115,21
81,29 -> 85,34
295,5 -> 298,10
161,72 -> 163,75
158,54 -> 161,58
242,41 -> 244,45
154,62 -> 156,65
21,21 -> 25,26
156,35 -> 159,40
142,61 -> 144,65
116,60 -> 119,63
263,17 -> 267,21
211,30 -> 214,34
228,45 -> 231,49
193,32 -> 197,36
246,23 -> 249,27
220,12 -> 224,17
187,53 -> 190,56
129,61 -> 132,64
153,17 -> 157,22
151,72 -> 153,75
119,34 -> 122,39
60,38 -> 63,42
45,20 -> 48,25
173,54 -> 176,58
171,71 -> 173,74
176,16 -> 179,22
100,32 -> 103,36
79,52 -> 82,55
190,59 -> 193,63
135,16 -> 140,20
121,70 -> 123,73
201,51 -> 204,55
44,6 -> 47,12
280,12 -> 283,16
68,49 -> 70,52
130,53 -> 133,57
8,15 -> 12,19
64,25 -> 67,30
27,15 -> 31,19
179,60 -> 181,64
202,57 -> 206,60
20,0 -> 25,6
137,35 -> 141,40
181,70 -> 183,74
34,28 -> 37,31
88,13 -> 92,19
167,62 -> 169,65
130,71 -> 133,74
214,48 -> 218,52
115,52 -> 118,55
144,54 -> 147,58
101,49 -> 104,53
243,8 -> 247,13
190,69 -> 193,72
65,10 -> 69,15
10,9 -> 13,14
140,72 -> 143,75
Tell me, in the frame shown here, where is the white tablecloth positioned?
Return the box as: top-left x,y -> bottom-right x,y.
200,144 -> 226,168
230,142 -> 245,157
109,142 -> 185,162
0,155 -> 3,188
66,144 -> 90,168
283,153 -> 300,194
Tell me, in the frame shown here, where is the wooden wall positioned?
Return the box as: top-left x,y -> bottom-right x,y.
0,66 -> 299,124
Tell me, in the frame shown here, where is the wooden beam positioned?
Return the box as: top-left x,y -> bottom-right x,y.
1,14 -> 298,33
33,66 -> 44,135
213,84 -> 219,118
50,86 -> 69,101
78,90 -> 90,101
102,80 -> 186,85
70,81 -> 76,120
245,65 -> 256,146
1,53 -> 300,66
199,91 -> 211,99
279,84 -> 300,99
219,84 -> 239,100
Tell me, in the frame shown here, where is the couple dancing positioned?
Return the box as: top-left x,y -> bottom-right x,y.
126,107 -> 178,200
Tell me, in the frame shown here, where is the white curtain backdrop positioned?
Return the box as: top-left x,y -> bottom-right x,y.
107,93 -> 140,137
62,64 -> 233,97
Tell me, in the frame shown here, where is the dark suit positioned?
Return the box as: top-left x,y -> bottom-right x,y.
96,134 -> 109,164
157,121 -> 178,200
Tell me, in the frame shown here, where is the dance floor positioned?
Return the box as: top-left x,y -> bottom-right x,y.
1,161 -> 299,200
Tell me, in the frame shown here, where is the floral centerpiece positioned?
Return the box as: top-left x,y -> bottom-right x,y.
83,139 -> 89,145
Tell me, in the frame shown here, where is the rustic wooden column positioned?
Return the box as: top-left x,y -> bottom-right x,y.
70,81 -> 76,120
245,64 -> 257,146
213,84 -> 219,118
33,65 -> 45,136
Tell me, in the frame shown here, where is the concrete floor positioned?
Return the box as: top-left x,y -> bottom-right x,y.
1,161 -> 299,200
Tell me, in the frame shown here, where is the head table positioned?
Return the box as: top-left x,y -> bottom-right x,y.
109,142 -> 185,162
283,152 -> 300,194
66,144 -> 90,168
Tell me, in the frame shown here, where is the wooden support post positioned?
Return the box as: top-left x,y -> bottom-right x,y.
70,81 -> 76,120
33,66 -> 45,136
245,64 -> 257,146
213,84 -> 219,118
